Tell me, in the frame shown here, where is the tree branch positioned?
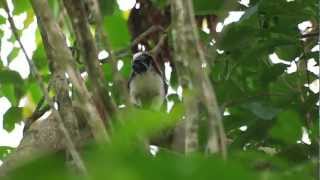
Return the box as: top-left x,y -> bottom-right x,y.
62,0 -> 117,121
30,0 -> 109,143
2,0 -> 87,175
171,0 -> 227,158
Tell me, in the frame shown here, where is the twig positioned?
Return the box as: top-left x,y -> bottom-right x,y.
99,25 -> 168,64
2,0 -> 88,175
151,34 -> 168,57
131,25 -> 165,48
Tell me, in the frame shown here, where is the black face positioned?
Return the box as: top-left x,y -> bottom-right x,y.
132,53 -> 152,74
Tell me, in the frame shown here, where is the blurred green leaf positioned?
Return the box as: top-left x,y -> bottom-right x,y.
219,24 -> 257,51
104,9 -> 131,50
275,44 -> 301,60
120,56 -> 132,78
7,47 -> 20,64
32,45 -> 49,73
0,69 -> 24,85
242,102 -> 281,120
270,110 -> 302,144
0,84 -> 16,105
0,29 -> 4,39
99,0 -> 116,16
0,15 -> 6,24
7,152 -> 73,180
24,10 -> 35,28
0,146 -> 14,160
3,106 -> 23,132
260,64 -> 287,84
0,69 -> 25,106
27,81 -> 43,103
150,0 -> 168,9
102,63 -> 113,81
8,33 -> 16,43
192,0 -> 224,15
111,105 -> 183,150
12,0 -> 31,14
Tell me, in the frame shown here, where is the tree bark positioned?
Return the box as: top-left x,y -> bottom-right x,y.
171,0 -> 227,157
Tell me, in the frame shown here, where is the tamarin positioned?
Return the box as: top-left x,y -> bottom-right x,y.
128,52 -> 167,110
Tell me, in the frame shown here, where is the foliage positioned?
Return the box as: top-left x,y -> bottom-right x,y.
0,0 -> 318,179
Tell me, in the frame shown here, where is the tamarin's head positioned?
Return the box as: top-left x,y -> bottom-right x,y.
132,52 -> 153,74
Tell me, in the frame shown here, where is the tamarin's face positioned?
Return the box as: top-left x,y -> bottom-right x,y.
132,53 -> 152,74
128,52 -> 166,109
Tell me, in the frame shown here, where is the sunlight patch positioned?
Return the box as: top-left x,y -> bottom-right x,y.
117,0 -> 136,11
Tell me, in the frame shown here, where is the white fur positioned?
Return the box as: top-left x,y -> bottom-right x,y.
129,68 -> 165,110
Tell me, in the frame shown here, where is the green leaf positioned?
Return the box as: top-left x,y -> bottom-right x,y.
0,15 -> 6,25
242,102 -> 281,120
150,0 -> 168,9
7,47 -> 20,64
24,10 -> 35,28
0,29 -> 4,39
215,79 -> 245,103
192,0 -> 224,15
0,146 -> 14,160
219,24 -> 257,51
112,105 -> 183,149
32,45 -> 49,73
119,56 -> 131,78
0,69 -> 24,85
27,82 -> 42,103
3,106 -> 23,132
99,0 -> 116,16
0,84 -> 16,105
102,63 -> 113,81
12,0 -> 31,14
8,34 -> 16,43
268,73 -> 301,108
260,64 -> 287,84
270,110 -> 302,144
104,10 -> 131,50
275,44 -> 301,61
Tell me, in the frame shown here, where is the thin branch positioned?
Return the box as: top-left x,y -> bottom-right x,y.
151,34 -> 168,57
131,25 -> 165,48
2,0 -> 87,175
99,25 -> 168,64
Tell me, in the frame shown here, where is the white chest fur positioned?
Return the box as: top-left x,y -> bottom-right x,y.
129,69 -> 165,109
